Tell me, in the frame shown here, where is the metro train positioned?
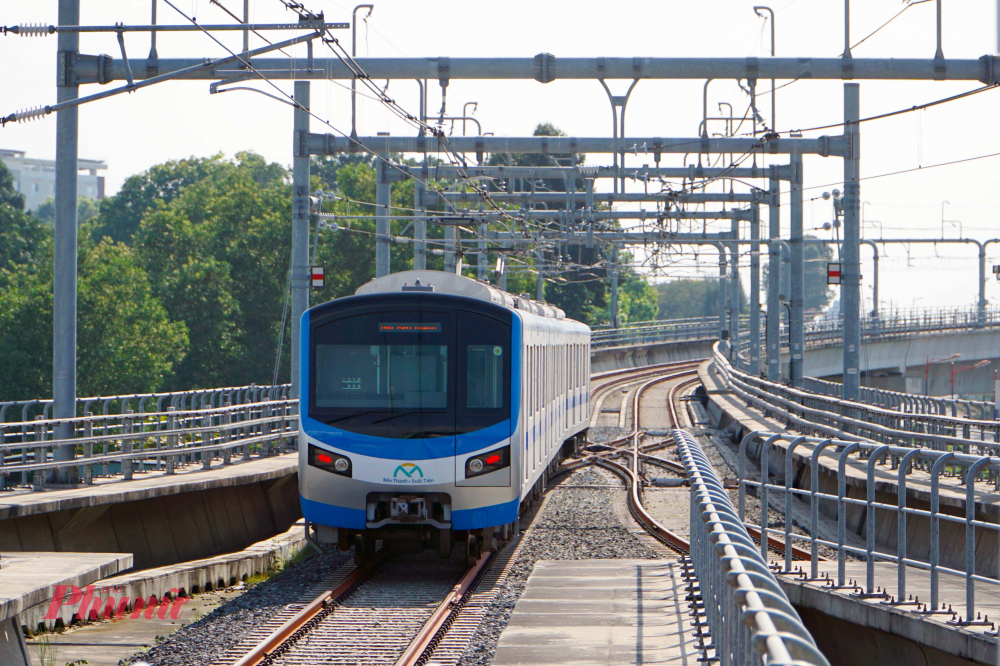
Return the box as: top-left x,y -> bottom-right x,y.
298,270 -> 591,563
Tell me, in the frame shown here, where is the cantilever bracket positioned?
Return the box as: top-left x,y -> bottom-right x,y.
116,25 -> 135,88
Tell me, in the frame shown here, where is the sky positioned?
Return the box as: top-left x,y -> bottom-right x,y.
2,0 -> 1000,312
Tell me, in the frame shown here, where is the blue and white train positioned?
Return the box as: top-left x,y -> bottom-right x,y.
298,270 -> 591,562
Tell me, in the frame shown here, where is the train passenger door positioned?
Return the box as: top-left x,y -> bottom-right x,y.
455,310 -> 512,486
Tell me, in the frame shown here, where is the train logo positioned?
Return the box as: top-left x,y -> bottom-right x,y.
393,463 -> 424,479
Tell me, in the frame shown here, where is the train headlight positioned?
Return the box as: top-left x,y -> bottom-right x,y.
308,444 -> 352,478
465,445 -> 510,478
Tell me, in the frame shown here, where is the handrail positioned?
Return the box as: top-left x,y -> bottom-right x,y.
734,430 -> 1000,628
675,429 -> 830,666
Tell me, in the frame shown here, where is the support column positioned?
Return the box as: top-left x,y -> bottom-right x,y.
842,83 -> 861,400
609,254 -> 619,327
766,168 -> 781,382
728,213 -> 740,362
375,153 -> 391,277
413,162 -> 427,270
444,224 -> 456,273
290,81 -> 311,400
716,244 -> 727,342
789,152 -> 805,388
750,202 -> 761,374
53,0 -> 81,480
977,243 -> 986,327
477,223 -> 487,280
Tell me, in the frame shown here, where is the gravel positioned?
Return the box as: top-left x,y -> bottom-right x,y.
458,466 -> 660,666
122,549 -> 352,666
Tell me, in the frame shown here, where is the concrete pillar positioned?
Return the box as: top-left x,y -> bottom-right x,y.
766,169 -> 781,382
53,0 -> 81,480
290,82 -> 311,400
842,83 -> 861,401
789,153 -> 805,388
375,153 -> 391,277
750,202 -> 761,374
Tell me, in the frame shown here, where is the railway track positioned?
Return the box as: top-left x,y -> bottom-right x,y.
224,359 -> 812,666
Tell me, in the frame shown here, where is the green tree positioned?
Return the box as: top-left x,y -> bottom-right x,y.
77,240 -> 189,396
32,196 -> 100,227
619,275 -> 658,323
0,239 -> 188,401
656,279 -> 740,320
761,236 -> 835,312
0,204 -> 50,277
0,161 -> 25,211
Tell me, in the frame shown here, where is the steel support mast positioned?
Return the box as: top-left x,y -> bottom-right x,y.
842,83 -> 862,400
53,0 -> 80,480
290,81 -> 311,400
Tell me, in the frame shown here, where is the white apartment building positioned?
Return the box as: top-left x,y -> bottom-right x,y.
1,149 -> 107,213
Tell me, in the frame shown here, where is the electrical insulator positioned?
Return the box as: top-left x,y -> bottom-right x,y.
13,106 -> 48,123
15,24 -> 51,37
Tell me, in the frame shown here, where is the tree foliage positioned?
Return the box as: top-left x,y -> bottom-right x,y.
656,279 -> 743,320
32,196 -> 100,227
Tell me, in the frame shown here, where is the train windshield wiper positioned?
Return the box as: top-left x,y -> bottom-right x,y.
324,410 -> 382,425
370,411 -> 420,424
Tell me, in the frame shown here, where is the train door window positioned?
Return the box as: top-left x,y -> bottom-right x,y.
457,310 -> 511,434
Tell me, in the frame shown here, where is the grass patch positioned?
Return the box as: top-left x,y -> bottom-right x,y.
245,545 -> 313,587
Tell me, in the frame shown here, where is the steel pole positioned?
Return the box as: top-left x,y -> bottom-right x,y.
290,81 -> 311,401
750,202 -> 761,374
729,214 -> 740,362
53,0 -> 81,480
375,154 -> 391,277
789,152 -> 804,388
610,254 -> 619,327
766,169 -> 781,382
842,83 -> 861,400
978,243 -> 986,327
717,245 -> 727,342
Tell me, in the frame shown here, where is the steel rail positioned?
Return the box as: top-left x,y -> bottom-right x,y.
393,550 -> 493,666
231,547 -> 393,666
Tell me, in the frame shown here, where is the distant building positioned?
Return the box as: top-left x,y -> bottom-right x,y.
0,149 -> 107,213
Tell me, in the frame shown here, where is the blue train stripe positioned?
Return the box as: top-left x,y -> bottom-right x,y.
301,496 -> 367,529
452,497 -> 519,530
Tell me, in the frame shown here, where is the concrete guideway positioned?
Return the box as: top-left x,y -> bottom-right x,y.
492,560 -> 703,666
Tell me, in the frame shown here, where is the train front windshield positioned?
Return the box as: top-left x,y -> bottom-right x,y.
309,307 -> 510,439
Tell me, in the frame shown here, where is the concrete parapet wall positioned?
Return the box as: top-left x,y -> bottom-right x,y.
591,338 -> 714,373
0,471 -> 301,571
22,519 -> 307,633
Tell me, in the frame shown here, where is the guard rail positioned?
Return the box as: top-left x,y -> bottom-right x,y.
0,383 -> 291,424
714,343 -> 1000,453
738,430 -> 1000,629
801,376 -> 994,420
675,429 -> 830,666
0,399 -> 297,491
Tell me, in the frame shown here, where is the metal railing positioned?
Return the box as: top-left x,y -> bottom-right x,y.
596,305 -> 1000,352
0,383 -> 291,424
591,315 -> 724,348
0,399 -> 297,491
737,430 -> 1000,628
714,343 -> 1000,453
675,429 -> 830,666
801,376 -> 994,420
